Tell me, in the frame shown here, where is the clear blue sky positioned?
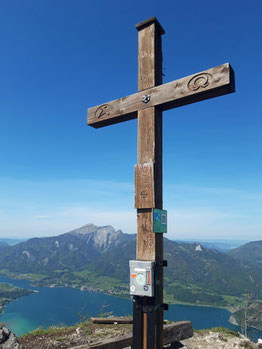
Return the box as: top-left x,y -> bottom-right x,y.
0,0 -> 261,240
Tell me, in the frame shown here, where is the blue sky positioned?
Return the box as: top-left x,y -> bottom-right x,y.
0,0 -> 261,240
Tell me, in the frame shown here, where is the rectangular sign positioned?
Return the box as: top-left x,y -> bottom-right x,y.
153,209 -> 167,233
129,260 -> 154,297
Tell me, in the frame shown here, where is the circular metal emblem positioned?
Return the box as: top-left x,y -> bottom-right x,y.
136,273 -> 146,286
142,94 -> 151,103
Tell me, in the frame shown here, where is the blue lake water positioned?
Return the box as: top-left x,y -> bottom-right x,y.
0,275 -> 262,342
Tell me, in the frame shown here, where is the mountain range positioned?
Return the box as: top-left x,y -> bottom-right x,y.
228,241 -> 262,269
0,224 -> 262,307
174,240 -> 246,253
0,238 -> 25,246
0,241 -> 9,249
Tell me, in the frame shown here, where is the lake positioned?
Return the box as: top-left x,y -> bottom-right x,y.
1,275 -> 262,342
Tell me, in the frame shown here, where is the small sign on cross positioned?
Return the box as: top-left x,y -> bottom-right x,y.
153,209 -> 167,234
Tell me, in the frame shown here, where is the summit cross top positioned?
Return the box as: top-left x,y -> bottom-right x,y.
87,17 -> 235,349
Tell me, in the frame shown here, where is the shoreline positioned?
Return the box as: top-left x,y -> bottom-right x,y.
35,282 -> 235,312
3,273 -> 262,339
229,313 -> 262,332
0,272 -> 233,312
0,279 -> 35,317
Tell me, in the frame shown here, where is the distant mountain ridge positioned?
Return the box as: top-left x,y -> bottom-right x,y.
0,224 -> 135,274
1,224 -> 262,306
175,240 -> 245,253
0,241 -> 9,249
0,238 -> 26,246
228,240 -> 262,268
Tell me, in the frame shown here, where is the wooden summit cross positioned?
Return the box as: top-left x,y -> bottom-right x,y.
87,17 -> 235,349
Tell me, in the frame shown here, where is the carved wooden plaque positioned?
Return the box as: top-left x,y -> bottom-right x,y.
135,162 -> 154,208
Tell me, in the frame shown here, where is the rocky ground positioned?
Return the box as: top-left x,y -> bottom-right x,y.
1,323 -> 261,349
18,322 -> 132,349
177,329 -> 260,348
0,327 -> 22,349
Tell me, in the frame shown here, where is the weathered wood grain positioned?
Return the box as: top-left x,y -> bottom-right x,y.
87,63 -> 235,128
136,209 -> 154,260
69,321 -> 193,349
163,321 -> 193,345
90,317 -> 133,324
136,17 -> 165,36
135,19 -> 164,349
135,162 -> 154,209
137,107 -> 156,164
71,334 -> 131,349
138,23 -> 155,91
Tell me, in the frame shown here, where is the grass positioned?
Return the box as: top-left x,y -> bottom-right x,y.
0,269 -> 46,282
163,284 -> 248,309
20,320 -> 92,339
196,326 -> 240,338
55,337 -> 65,342
54,270 -> 126,293
240,343 -> 253,348
222,295 -> 245,307
20,321 -> 132,343
21,325 -> 77,338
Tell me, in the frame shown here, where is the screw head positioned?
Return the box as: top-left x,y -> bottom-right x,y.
142,94 -> 151,103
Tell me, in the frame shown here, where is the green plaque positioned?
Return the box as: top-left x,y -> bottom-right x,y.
153,209 -> 167,233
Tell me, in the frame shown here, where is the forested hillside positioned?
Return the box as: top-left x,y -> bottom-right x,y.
0,224 -> 261,307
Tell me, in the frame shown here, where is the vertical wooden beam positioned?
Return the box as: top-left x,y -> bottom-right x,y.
136,17 -> 165,349
137,16 -> 165,90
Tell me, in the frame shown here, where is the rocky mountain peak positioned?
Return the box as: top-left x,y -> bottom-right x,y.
92,225 -> 123,251
195,243 -> 203,252
68,224 -> 123,252
68,223 -> 99,235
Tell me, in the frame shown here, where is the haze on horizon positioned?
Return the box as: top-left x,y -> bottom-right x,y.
0,1 -> 261,241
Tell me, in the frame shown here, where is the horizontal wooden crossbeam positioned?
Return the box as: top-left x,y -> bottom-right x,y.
90,316 -> 133,324
87,63 -> 235,128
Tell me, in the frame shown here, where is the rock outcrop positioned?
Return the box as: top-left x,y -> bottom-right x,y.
0,327 -> 22,349
176,330 -> 258,349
